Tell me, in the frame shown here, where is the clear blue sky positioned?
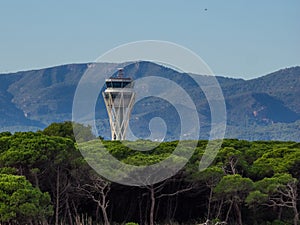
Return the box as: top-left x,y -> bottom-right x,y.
0,0 -> 299,79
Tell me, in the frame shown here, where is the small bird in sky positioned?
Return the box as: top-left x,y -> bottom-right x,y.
204,8 -> 208,11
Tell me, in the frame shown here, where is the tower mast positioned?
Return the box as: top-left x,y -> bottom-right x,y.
102,68 -> 135,140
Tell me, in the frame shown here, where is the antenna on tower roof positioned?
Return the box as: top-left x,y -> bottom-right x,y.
117,68 -> 124,78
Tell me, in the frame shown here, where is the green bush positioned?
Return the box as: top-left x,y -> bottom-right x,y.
272,220 -> 290,225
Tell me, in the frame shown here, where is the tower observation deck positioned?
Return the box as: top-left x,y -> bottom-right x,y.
102,68 -> 135,140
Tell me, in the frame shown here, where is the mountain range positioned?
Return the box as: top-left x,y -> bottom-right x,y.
0,61 -> 299,141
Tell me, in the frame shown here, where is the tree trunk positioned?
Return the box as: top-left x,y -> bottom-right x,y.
277,206 -> 282,220
234,201 -> 242,225
292,189 -> 299,225
100,206 -> 110,225
99,188 -> 110,225
150,186 -> 155,225
172,196 -> 179,221
225,201 -> 233,223
33,170 -> 39,189
66,198 -> 73,225
154,198 -> 161,222
207,187 -> 213,220
139,196 -> 143,225
55,166 -> 60,225
293,207 -> 299,225
95,204 -> 99,223
216,198 -> 224,220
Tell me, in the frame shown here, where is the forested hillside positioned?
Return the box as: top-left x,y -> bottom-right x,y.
0,122 -> 299,225
0,62 -> 299,141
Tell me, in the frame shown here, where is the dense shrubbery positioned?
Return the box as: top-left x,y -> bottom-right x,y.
0,122 -> 299,225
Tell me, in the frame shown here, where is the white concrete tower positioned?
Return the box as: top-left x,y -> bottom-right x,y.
102,68 -> 135,140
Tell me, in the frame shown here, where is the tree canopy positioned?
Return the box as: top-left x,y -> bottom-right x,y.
0,123 -> 299,225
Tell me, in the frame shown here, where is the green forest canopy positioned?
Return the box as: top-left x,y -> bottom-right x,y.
0,122 -> 299,225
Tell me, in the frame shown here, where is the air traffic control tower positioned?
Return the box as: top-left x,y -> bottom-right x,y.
102,68 -> 135,140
